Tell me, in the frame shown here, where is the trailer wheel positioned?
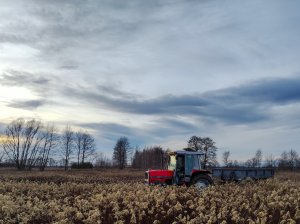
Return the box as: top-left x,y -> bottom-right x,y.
191,175 -> 212,190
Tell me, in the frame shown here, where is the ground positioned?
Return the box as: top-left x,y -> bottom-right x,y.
0,169 -> 299,224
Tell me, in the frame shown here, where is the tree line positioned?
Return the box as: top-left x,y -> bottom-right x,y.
0,118 -> 96,170
0,118 -> 299,171
222,149 -> 300,170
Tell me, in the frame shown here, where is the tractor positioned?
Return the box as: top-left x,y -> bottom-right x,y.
145,150 -> 275,189
144,151 -> 213,189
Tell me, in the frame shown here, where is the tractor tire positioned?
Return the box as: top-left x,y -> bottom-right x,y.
190,174 -> 213,190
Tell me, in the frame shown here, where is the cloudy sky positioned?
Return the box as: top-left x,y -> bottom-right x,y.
0,0 -> 300,161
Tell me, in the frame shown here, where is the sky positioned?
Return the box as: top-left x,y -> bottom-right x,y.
0,0 -> 300,162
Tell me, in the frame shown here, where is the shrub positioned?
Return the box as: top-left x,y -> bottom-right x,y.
71,162 -> 94,169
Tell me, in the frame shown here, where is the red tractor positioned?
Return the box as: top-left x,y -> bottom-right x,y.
144,151 -> 213,189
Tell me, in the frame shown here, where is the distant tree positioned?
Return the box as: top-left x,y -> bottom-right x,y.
132,146 -> 167,169
1,118 -> 43,170
265,154 -> 275,168
132,150 -> 140,168
94,152 -> 112,168
60,125 -> 74,171
129,145 -> 139,166
232,160 -> 240,167
71,162 -> 93,169
279,151 -> 287,169
37,124 -> 60,171
0,148 -> 5,163
75,130 -> 96,165
75,131 -> 84,166
279,149 -> 299,170
0,158 -> 15,167
187,136 -> 217,168
253,149 -> 262,167
48,158 -> 57,167
222,150 -> 231,167
113,137 -> 130,169
287,149 -> 299,170
81,132 -> 96,163
245,149 -> 263,167
244,159 -> 253,167
187,136 -> 202,151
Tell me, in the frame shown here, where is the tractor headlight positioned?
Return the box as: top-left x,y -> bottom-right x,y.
144,171 -> 149,184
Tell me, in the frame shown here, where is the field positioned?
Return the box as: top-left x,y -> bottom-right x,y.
0,169 -> 299,224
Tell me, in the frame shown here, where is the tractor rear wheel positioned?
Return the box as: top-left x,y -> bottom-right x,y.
191,175 -> 212,190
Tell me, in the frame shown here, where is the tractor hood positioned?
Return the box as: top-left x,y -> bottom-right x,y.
145,169 -> 174,185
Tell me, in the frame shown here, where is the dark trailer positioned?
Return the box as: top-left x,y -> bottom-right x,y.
211,167 -> 275,181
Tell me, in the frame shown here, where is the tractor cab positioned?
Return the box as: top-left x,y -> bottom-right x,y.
145,150 -> 212,188
168,151 -> 206,185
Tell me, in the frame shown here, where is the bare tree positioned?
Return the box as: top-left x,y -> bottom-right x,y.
75,130 -> 96,165
0,147 -> 5,163
61,125 -> 74,171
245,149 -> 263,167
265,154 -> 275,168
132,146 -> 167,169
75,131 -> 84,165
187,136 -> 218,168
3,118 -> 25,170
232,160 -> 240,167
37,124 -> 60,171
1,118 -> 43,170
282,149 -> 299,170
48,158 -> 57,167
81,132 -> 96,163
94,152 -> 112,168
223,150 -> 231,167
253,149 -> 262,167
187,136 -> 202,151
113,137 -> 130,169
289,149 -> 298,170
278,151 -> 288,169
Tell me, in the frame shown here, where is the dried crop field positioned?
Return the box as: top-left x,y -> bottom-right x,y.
0,169 -> 299,224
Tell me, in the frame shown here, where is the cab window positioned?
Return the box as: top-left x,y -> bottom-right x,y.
185,154 -> 193,175
193,155 -> 201,170
168,155 -> 176,170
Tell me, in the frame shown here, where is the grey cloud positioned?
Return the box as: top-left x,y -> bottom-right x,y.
96,84 -> 140,99
65,76 -> 300,125
66,87 -> 209,115
2,67 -> 299,125
198,104 -> 268,124
160,118 -> 197,131
77,118 -> 197,146
232,78 -> 300,104
77,122 -> 145,145
80,122 -> 134,136
2,0 -> 300,92
59,65 -> 78,70
143,117 -> 199,140
0,70 -> 60,98
0,1 -> 148,53
0,32 -> 35,45
206,77 -> 300,104
7,99 -> 45,109
1,70 -> 50,86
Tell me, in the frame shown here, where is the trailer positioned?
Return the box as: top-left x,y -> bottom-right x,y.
211,167 -> 275,181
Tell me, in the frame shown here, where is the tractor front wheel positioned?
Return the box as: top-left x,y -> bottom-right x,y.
191,175 -> 212,190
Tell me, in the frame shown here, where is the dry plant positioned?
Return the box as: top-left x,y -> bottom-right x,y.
0,169 -> 299,224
